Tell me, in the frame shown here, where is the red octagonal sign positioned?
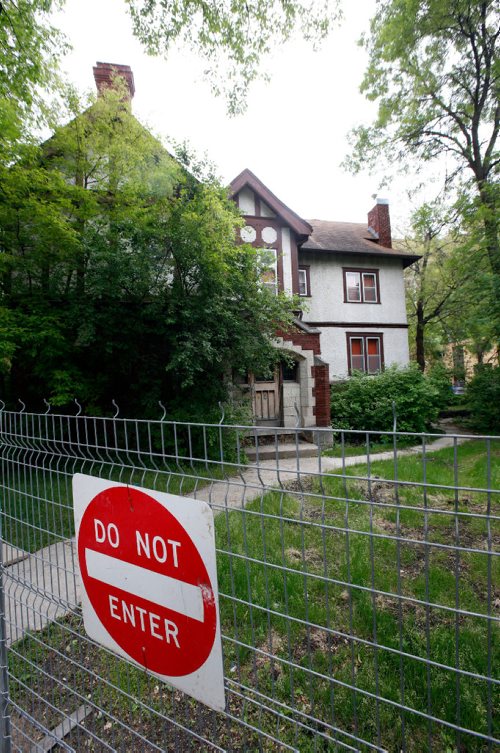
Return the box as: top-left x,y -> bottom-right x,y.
73,475 -> 225,711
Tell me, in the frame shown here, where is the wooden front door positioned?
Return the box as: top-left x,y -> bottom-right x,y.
250,370 -> 281,425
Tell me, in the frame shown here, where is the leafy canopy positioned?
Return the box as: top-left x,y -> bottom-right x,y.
347,0 -> 500,336
0,85 -> 298,416
125,0 -> 339,112
0,0 -> 67,160
348,0 -> 499,182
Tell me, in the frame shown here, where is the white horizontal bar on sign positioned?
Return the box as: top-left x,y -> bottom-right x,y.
85,548 -> 204,622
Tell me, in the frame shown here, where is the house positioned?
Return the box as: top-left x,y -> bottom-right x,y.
229,169 -> 419,429
37,62 -> 417,430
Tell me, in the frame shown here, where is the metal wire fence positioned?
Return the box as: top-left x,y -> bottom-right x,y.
0,407 -> 498,752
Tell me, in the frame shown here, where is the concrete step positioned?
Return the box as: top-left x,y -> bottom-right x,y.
246,442 -> 320,460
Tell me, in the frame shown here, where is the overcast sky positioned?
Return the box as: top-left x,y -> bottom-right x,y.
54,0 -> 433,233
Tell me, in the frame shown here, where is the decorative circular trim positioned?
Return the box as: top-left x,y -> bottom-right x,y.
240,225 -> 257,243
262,226 -> 278,244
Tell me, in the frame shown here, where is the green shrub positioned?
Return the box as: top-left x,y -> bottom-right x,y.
426,361 -> 454,406
466,365 -> 500,432
330,364 -> 444,436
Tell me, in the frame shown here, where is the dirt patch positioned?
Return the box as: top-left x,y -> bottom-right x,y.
286,546 -> 323,569
284,476 -> 315,494
293,627 -> 348,663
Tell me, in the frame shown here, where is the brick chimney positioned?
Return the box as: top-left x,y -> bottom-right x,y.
368,198 -> 392,248
93,61 -> 135,100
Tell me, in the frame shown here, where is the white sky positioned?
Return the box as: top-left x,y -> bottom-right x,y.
53,0 -> 431,232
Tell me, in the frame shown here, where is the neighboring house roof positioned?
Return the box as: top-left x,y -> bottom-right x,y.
302,220 -> 420,268
230,168 -> 313,239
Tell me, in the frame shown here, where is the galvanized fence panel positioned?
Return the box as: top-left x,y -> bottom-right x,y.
0,408 -> 498,752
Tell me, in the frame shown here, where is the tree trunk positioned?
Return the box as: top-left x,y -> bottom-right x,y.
479,185 -> 500,337
415,299 -> 425,371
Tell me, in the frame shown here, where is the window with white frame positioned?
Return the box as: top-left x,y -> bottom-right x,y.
258,248 -> 277,293
347,334 -> 383,374
298,266 -> 310,296
344,269 -> 379,303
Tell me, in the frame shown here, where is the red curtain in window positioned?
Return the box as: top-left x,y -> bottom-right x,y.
367,338 -> 381,373
363,274 -> 377,302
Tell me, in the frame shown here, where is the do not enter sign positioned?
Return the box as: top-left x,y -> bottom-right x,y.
73,474 -> 225,711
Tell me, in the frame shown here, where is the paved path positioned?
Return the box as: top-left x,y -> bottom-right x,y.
3,539 -> 80,646
194,424 -> 471,513
2,423 -> 471,644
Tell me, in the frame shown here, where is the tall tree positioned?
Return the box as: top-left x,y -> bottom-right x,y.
125,0 -> 339,112
0,86 -> 297,415
404,203 -> 474,369
0,0 -> 66,161
347,0 -> 499,329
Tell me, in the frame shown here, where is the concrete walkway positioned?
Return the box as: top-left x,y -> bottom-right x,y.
194,423 -> 471,513
2,422 -> 470,644
3,539 -> 80,646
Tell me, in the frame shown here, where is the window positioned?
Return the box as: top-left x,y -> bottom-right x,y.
298,266 -> 310,297
258,249 -> 277,293
347,334 -> 383,374
344,269 -> 380,303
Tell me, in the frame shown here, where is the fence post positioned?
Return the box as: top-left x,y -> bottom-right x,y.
0,406 -> 11,753
0,552 -> 11,753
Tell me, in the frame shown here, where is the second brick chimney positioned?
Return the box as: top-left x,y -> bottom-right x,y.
93,61 -> 135,101
368,198 -> 392,248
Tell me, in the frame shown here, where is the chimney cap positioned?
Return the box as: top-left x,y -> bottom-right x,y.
93,61 -> 135,99
376,197 -> 389,205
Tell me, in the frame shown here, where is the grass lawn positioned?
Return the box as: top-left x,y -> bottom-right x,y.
322,435 -> 417,458
5,440 -> 500,751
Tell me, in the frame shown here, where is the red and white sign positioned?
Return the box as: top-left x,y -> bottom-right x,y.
73,474 -> 225,710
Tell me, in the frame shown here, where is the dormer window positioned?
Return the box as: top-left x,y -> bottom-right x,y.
343,269 -> 380,303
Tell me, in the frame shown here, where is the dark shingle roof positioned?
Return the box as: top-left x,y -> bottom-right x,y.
302,220 -> 419,268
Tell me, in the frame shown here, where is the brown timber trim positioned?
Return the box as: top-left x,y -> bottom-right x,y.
276,228 -> 284,291
346,332 -> 385,375
291,233 -> 300,296
306,321 -> 408,329
238,216 -> 284,292
230,168 -> 312,237
342,267 -> 381,304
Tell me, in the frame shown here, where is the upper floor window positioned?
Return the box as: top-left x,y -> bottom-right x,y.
298,266 -> 310,297
344,269 -> 380,303
258,248 -> 277,294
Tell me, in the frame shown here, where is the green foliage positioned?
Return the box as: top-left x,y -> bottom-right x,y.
125,0 -> 339,113
347,0 -> 499,335
466,365 -> 500,432
426,361 -> 454,407
0,86 -> 297,419
330,364 -> 445,434
0,0 -> 67,161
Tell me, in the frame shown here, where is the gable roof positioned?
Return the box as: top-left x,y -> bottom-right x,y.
230,168 -> 312,238
302,220 -> 420,268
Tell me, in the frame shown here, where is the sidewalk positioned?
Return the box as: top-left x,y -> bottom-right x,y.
194,423 -> 471,512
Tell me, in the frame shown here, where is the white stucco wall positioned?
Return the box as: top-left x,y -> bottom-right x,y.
238,187 -> 255,215
319,326 -> 410,380
300,252 -> 410,379
303,252 -> 408,323
281,228 -> 293,295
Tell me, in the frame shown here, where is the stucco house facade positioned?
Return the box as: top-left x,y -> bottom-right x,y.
230,169 -> 419,429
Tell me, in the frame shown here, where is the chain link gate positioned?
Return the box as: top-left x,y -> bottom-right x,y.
0,407 -> 498,752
